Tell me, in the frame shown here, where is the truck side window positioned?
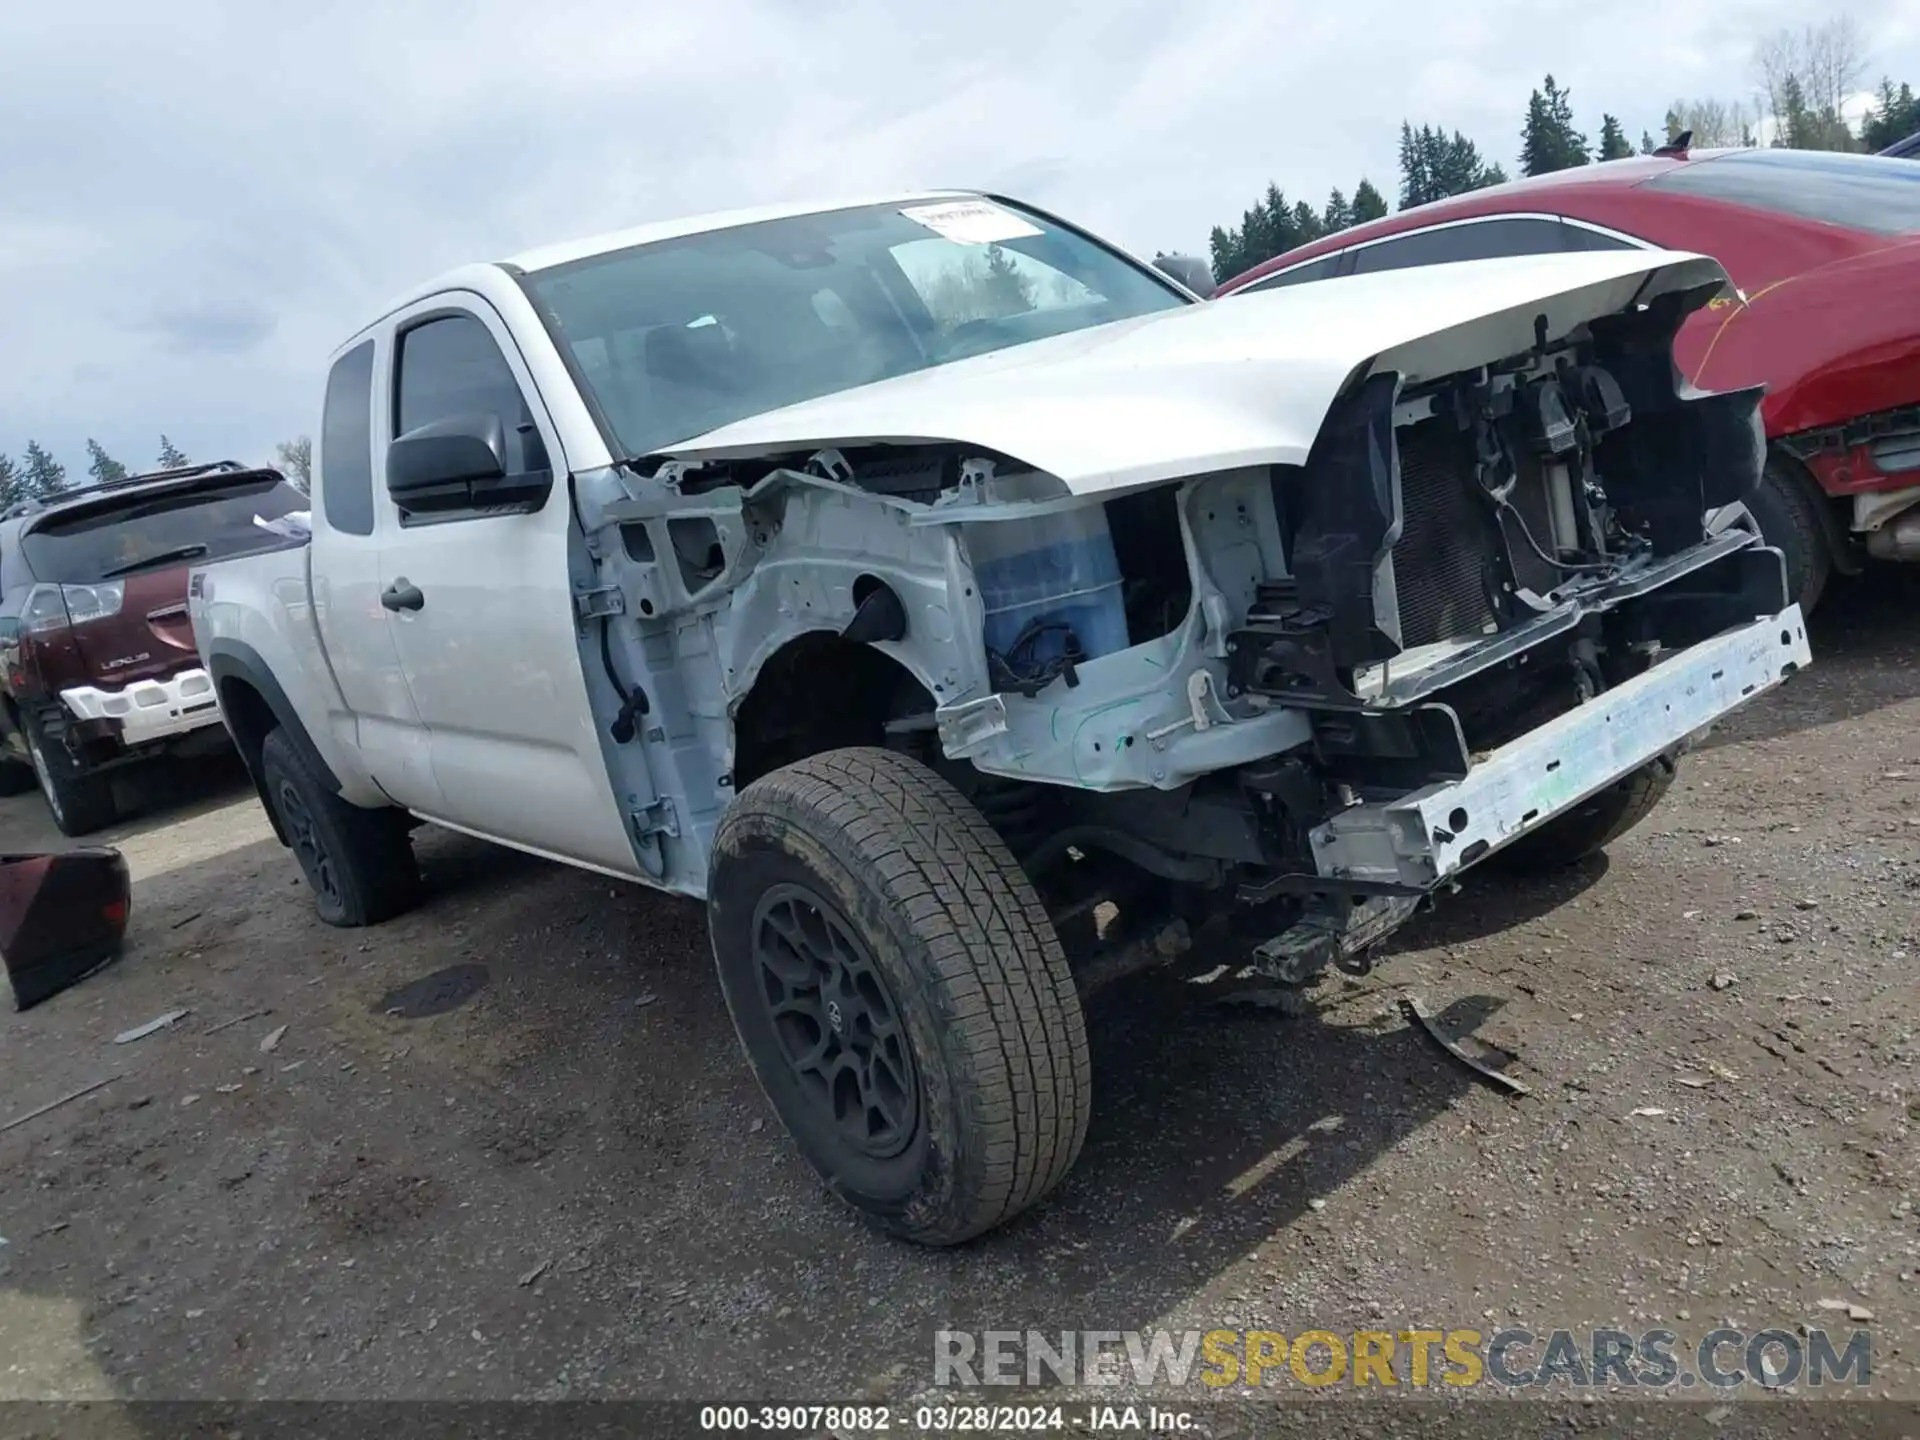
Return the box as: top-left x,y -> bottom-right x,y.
394,314 -> 549,483
320,341 -> 377,536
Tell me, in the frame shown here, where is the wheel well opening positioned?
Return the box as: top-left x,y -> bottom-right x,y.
732,634 -> 933,789
217,676 -> 277,774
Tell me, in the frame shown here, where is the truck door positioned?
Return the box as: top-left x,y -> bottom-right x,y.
370,295 -> 642,877
313,338 -> 446,812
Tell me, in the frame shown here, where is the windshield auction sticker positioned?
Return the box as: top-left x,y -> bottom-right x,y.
900,200 -> 1043,245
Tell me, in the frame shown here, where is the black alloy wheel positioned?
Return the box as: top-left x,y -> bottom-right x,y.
752,882 -> 919,1159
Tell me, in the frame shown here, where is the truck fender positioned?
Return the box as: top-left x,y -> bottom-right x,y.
205,638 -> 343,847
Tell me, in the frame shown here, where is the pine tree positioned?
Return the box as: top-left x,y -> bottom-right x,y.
1776,75 -> 1813,147
1521,75 -> 1589,175
1549,77 -> 1589,166
1861,78 -> 1919,151
1290,200 -> 1324,246
86,439 -> 128,486
979,246 -> 1035,314
0,454 -> 21,512
21,441 -> 66,499
1351,178 -> 1389,223
1208,225 -> 1241,286
1400,123 -> 1505,208
1321,188 -> 1352,234
1641,129 -> 1658,154
1438,131 -> 1503,196
1598,114 -> 1633,160
158,435 -> 189,468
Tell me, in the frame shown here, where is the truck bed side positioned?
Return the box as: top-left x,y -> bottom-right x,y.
189,539 -> 391,827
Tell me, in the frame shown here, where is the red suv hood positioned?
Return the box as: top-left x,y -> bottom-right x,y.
1678,235 -> 1920,436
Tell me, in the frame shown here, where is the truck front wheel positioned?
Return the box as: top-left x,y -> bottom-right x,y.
1497,753 -> 1679,872
260,727 -> 419,927
708,747 -> 1092,1246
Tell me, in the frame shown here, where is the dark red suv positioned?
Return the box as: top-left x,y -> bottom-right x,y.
0,461 -> 308,834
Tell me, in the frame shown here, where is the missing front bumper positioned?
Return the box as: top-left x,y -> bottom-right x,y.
1308,606 -> 1811,890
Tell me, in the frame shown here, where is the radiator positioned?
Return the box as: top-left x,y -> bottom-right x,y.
1393,420 -> 1501,648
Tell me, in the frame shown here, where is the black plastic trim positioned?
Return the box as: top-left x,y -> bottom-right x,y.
205,639 -> 343,845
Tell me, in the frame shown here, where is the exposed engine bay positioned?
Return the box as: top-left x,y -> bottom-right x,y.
570,263 -> 1809,994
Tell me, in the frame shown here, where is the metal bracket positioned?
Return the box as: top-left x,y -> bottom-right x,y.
935,693 -> 1010,757
573,585 -> 625,621
1252,894 -> 1421,984
630,797 -> 679,841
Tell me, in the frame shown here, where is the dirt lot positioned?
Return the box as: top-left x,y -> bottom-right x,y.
0,574 -> 1916,1422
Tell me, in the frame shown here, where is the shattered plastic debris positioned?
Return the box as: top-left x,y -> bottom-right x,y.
113,1010 -> 188,1044
1816,1299 -> 1874,1321
1400,995 -> 1530,1096
259,1024 -> 289,1054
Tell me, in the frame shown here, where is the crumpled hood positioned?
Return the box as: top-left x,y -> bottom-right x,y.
657,249 -> 1730,495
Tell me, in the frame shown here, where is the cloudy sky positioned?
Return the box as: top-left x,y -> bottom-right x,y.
2,0 -> 1916,477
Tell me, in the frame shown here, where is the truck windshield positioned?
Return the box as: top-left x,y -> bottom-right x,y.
522,198 -> 1187,458
22,474 -> 307,585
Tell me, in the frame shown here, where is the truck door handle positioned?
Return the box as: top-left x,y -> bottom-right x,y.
381,580 -> 425,612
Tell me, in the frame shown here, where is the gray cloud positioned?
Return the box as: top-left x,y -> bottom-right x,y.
143,304 -> 276,356
1,0 -> 1914,475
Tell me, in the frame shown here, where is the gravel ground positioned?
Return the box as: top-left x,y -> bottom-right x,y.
0,573 -> 1915,1427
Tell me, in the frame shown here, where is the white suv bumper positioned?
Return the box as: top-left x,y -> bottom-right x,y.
1310,607 -> 1813,889
60,667 -> 224,746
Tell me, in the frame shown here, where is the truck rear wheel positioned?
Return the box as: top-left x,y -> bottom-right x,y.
259,727 -> 419,927
23,713 -> 117,837
708,746 -> 1091,1246
1497,753 -> 1679,872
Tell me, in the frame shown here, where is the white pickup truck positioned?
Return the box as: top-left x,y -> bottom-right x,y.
192,191 -> 1810,1244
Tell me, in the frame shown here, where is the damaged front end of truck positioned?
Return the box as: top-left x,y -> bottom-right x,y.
563,247 -> 1809,994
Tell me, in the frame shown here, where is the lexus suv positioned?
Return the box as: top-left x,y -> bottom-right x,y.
0,461 -> 308,834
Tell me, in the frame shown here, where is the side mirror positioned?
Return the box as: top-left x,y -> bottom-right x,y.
386,413 -> 550,522
1153,253 -> 1216,298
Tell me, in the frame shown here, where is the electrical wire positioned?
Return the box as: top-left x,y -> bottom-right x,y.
1495,495 -> 1614,574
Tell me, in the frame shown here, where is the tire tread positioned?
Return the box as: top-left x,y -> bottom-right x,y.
715,746 -> 1090,1244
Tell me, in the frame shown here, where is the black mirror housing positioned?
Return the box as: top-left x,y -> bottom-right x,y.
386,413 -> 550,522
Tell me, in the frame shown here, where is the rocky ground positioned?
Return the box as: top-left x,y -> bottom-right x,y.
0,573 -> 1915,1434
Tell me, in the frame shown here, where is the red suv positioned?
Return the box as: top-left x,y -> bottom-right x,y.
1215,147 -> 1920,615
0,461 -> 308,834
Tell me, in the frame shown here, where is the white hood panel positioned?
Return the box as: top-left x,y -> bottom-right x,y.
656,250 -> 1729,496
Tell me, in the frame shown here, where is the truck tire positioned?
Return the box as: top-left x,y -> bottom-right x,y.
1497,753 -> 1679,873
259,727 -> 419,927
1746,459 -> 1830,616
708,746 -> 1091,1246
22,713 -> 117,836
